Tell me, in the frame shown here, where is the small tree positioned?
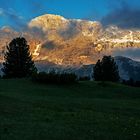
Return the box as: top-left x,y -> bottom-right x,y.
2,37 -> 37,78
94,56 -> 120,82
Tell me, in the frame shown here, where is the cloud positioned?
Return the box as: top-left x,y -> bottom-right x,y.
58,20 -> 80,39
0,8 -> 45,38
0,8 -> 27,31
101,1 -> 140,29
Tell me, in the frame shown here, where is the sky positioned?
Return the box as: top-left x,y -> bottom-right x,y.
0,0 -> 140,29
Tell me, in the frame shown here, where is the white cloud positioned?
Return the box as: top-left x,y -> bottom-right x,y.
0,8 -> 27,31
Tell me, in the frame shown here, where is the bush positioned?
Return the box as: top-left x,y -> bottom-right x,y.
79,76 -> 90,81
32,71 -> 77,84
122,78 -> 140,87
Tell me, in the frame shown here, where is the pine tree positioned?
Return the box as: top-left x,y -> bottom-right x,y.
2,37 -> 37,78
94,56 -> 120,82
94,60 -> 102,81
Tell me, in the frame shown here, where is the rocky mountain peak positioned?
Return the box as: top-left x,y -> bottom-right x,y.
0,14 -> 140,65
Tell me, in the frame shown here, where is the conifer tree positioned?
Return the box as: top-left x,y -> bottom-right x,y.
2,37 -> 37,78
94,56 -> 120,82
94,60 -> 102,81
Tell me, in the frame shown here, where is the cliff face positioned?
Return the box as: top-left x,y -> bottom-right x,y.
0,14 -> 140,65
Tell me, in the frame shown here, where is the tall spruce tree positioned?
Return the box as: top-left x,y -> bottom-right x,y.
94,60 -> 102,81
94,56 -> 120,82
2,37 -> 37,78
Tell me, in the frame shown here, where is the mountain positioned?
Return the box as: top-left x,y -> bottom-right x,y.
115,56 -> 140,81
28,14 -> 140,65
0,14 -> 140,65
35,60 -> 94,80
35,56 -> 140,81
0,14 -> 140,80
28,14 -> 103,65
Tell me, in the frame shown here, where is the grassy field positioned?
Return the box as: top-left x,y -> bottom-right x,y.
0,79 -> 140,140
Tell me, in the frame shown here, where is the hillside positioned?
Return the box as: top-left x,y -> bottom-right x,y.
0,79 -> 140,140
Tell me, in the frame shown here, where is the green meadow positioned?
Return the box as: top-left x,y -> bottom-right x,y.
0,79 -> 140,140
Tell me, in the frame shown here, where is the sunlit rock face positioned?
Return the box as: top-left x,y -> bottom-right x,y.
28,14 -> 140,65
0,26 -> 42,62
28,14 -> 103,65
0,14 -> 140,65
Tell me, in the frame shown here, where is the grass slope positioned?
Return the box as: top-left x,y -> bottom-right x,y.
0,79 -> 140,140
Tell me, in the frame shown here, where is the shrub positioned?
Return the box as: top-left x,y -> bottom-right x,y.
122,78 -> 140,87
79,76 -> 90,81
32,71 -> 77,84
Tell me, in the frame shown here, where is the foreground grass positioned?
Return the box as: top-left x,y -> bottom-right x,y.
0,79 -> 140,140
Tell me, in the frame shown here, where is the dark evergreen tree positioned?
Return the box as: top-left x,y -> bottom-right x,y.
94,60 -> 102,81
94,56 -> 120,82
2,37 -> 37,78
